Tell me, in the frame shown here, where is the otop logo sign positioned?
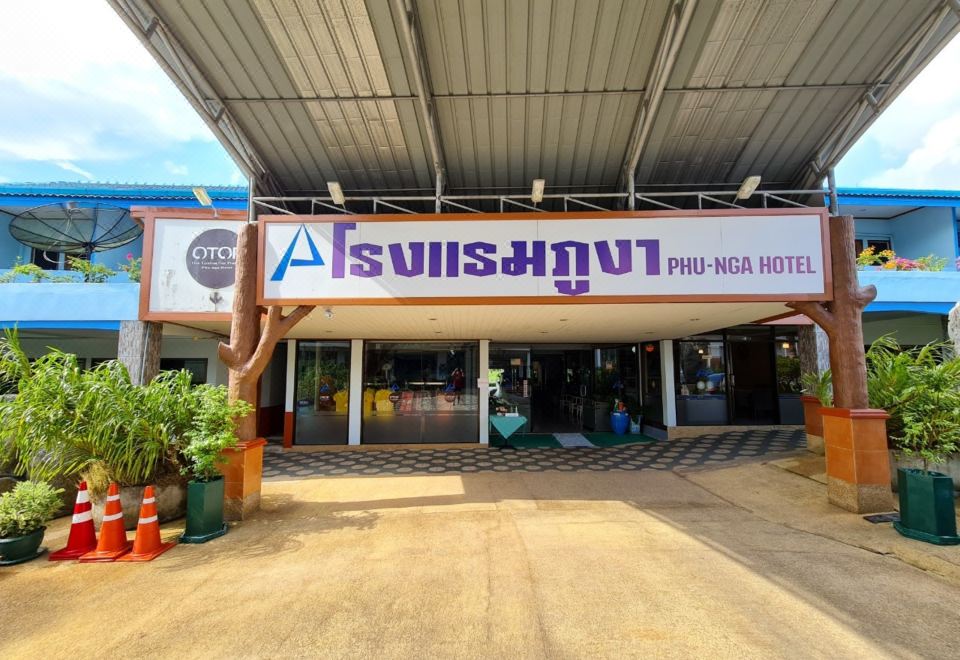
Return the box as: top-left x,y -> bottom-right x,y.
185,228 -> 237,289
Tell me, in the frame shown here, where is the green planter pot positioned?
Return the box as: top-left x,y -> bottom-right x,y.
0,526 -> 46,565
893,468 -> 960,545
180,477 -> 228,544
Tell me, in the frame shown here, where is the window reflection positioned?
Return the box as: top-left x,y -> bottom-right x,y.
294,341 -> 350,445
363,342 -> 478,444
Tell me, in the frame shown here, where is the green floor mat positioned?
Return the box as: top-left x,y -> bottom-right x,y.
583,432 -> 657,447
503,433 -> 563,448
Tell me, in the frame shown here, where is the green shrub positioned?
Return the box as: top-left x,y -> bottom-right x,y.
0,258 -> 78,283
895,354 -> 960,471
811,336 -> 960,464
801,369 -> 832,406
0,330 -> 194,487
180,386 -> 252,482
66,257 -> 115,283
0,481 -> 63,538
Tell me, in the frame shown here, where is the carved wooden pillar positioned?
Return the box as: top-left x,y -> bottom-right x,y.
217,223 -> 313,518
789,215 -> 892,513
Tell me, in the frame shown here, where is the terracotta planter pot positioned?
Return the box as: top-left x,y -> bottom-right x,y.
91,481 -> 187,530
800,395 -> 824,436
800,396 -> 825,454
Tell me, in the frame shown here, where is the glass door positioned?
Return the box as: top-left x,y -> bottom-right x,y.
362,342 -> 479,443
726,327 -> 778,425
294,341 -> 351,445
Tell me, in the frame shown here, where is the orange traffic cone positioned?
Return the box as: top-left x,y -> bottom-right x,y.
79,483 -> 132,562
49,481 -> 98,560
118,486 -> 175,562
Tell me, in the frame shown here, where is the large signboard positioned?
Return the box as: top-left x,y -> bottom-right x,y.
140,210 -> 246,318
259,210 -> 830,305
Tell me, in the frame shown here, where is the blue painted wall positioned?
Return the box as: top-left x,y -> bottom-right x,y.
854,206 -> 958,271
0,183 -> 246,277
0,283 -> 139,323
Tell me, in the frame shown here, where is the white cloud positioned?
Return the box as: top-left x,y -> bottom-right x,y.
0,175 -> 9,183
863,113 -> 960,188
0,0 -> 213,167
164,161 -> 189,177
229,170 -> 247,186
54,161 -> 95,180
841,34 -> 960,188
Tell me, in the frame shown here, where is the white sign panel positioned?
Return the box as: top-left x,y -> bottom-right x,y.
260,212 -> 829,304
147,217 -> 244,314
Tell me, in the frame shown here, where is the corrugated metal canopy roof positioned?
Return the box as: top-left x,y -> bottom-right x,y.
110,0 -> 960,199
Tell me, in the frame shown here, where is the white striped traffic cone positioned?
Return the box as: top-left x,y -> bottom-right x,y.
49,481 -> 98,560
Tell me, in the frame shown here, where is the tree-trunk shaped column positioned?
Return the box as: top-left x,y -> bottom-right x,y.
788,215 -> 891,513
217,223 -> 313,519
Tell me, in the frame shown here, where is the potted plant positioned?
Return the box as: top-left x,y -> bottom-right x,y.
179,385 -> 251,543
800,370 -> 832,454
610,399 -> 629,436
0,481 -> 63,565
0,332 -> 194,529
891,356 -> 960,545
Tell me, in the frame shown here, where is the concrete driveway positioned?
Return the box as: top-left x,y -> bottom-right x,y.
2,452 -> 958,658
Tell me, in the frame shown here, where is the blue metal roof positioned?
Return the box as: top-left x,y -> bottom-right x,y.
837,188 -> 960,207
0,182 -> 247,210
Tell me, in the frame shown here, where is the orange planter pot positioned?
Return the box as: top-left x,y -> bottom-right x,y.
800,395 -> 824,436
800,395 -> 825,454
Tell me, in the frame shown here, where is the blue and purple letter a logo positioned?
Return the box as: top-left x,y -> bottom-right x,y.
270,224 -> 324,281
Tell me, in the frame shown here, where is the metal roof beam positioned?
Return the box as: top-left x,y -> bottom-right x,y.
803,0 -> 960,189
215,82 -> 892,105
619,0 -> 698,210
393,0 -> 447,213
106,0 -> 282,197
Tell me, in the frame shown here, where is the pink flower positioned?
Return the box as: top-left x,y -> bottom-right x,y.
126,253 -> 133,260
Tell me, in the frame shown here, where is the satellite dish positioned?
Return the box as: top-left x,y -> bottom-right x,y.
3,202 -> 142,257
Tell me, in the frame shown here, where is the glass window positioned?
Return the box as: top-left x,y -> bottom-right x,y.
676,339 -> 728,426
774,332 -> 801,395
294,342 -> 350,445
854,238 -> 892,260
31,248 -> 61,270
363,342 -> 478,444
640,342 -> 663,424
677,341 -> 726,396
159,358 -> 207,386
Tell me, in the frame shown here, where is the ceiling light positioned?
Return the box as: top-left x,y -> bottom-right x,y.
782,342 -> 791,350
324,307 -> 334,320
736,175 -> 762,200
192,187 -> 213,207
327,181 -> 345,206
531,178 -> 546,203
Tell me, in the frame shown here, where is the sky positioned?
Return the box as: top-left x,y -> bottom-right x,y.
0,1 -> 957,190
0,1 -> 244,186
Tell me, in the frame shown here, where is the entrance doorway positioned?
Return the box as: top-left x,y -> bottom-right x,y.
530,349 -> 592,433
490,344 -> 640,435
727,338 -> 777,425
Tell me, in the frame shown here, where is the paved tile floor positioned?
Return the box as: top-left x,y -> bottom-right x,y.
264,428 -> 804,479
